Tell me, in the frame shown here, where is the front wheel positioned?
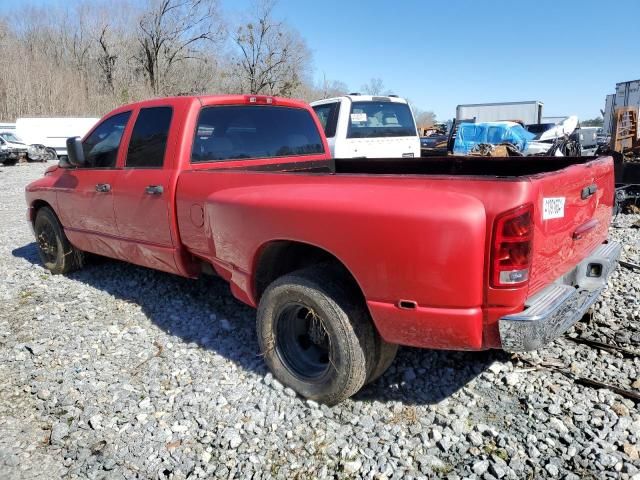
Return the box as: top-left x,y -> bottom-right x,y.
257,266 -> 377,405
34,207 -> 84,274
44,148 -> 57,162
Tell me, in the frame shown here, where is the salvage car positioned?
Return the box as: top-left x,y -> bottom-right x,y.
0,131 -> 28,165
0,131 -> 56,163
26,95 -> 621,404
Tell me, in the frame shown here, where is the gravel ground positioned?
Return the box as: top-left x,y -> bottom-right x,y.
1,162 -> 639,480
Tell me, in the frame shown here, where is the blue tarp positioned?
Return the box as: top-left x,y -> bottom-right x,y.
453,122 -> 536,155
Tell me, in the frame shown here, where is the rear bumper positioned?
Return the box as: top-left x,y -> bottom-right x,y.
499,241 -> 621,352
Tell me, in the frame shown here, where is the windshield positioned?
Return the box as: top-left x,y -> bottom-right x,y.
0,132 -> 22,143
525,123 -> 556,140
347,101 -> 417,139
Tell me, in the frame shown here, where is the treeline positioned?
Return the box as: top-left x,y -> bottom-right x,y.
0,0 -> 350,122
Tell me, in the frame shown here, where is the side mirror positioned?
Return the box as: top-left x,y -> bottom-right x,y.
66,137 -> 86,167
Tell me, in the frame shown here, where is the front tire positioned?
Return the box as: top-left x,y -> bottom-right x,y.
34,207 -> 84,274
44,148 -> 57,162
257,266 -> 376,405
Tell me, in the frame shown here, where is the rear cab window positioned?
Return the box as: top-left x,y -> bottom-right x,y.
191,106 -> 324,163
347,101 -> 417,139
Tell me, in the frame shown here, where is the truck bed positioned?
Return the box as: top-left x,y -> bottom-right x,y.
332,155 -> 599,177
241,155 -> 600,178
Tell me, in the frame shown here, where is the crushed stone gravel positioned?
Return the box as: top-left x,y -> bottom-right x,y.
1,163 -> 639,479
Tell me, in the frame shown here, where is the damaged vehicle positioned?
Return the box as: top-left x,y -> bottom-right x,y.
524,116 -> 581,156
0,131 -> 27,165
0,131 -> 55,164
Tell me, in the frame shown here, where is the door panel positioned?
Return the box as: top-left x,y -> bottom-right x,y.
113,169 -> 174,246
55,111 -> 132,238
56,169 -> 118,235
113,106 -> 174,248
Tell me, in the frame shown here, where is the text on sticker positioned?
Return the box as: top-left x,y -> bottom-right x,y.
542,197 -> 565,220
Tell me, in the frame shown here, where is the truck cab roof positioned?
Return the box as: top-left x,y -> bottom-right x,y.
311,95 -> 409,106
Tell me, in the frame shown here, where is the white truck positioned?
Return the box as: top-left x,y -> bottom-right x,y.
15,117 -> 99,159
311,94 -> 420,158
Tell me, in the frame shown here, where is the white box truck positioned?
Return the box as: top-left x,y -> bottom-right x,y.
16,117 -> 99,159
456,101 -> 544,125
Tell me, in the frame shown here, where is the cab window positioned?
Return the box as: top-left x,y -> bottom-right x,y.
126,107 -> 173,168
192,106 -> 324,162
82,111 -> 131,168
312,102 -> 340,138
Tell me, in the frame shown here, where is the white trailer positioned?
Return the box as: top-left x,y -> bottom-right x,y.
456,101 -> 543,125
603,80 -> 640,135
16,117 -> 99,158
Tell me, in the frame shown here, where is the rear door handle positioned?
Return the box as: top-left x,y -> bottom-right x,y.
95,183 -> 111,193
145,185 -> 164,195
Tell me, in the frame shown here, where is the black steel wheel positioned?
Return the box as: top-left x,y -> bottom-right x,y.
33,207 -> 84,274
257,265 -> 377,404
275,303 -> 331,380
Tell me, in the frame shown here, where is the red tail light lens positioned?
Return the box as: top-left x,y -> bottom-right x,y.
491,204 -> 533,288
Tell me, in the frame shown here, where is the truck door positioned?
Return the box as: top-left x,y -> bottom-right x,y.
56,111 -> 131,237
112,106 -> 175,250
311,101 -> 340,157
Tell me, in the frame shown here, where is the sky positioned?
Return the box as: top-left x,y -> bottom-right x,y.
2,0 -> 638,121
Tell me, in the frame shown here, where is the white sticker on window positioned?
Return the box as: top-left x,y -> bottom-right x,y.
350,113 -> 367,122
542,197 -> 565,220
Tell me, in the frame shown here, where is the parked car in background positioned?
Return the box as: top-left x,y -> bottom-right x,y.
26,94 -> 620,404
420,132 -> 449,156
16,117 -> 98,159
0,131 -> 55,163
311,94 -> 420,158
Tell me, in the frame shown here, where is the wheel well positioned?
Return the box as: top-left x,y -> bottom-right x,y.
254,241 -> 365,303
30,200 -> 54,224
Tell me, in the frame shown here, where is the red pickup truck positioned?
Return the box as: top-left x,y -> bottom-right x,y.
26,95 -> 621,404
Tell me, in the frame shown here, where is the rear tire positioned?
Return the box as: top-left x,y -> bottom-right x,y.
257,266 -> 376,405
366,336 -> 399,384
34,207 -> 84,274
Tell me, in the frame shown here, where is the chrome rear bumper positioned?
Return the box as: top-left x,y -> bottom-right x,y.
499,241 -> 621,352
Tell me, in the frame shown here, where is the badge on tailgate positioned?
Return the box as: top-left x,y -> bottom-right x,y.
542,197 -> 565,220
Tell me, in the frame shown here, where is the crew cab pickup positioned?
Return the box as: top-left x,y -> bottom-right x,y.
26,94 -> 621,404
311,94 -> 420,158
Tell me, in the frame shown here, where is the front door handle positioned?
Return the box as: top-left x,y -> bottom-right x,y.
95,183 -> 111,193
145,185 -> 164,195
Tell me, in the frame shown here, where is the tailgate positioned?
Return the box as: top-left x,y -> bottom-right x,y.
528,156 -> 614,295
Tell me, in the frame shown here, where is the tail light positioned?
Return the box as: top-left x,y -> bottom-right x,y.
244,95 -> 275,105
491,204 -> 533,288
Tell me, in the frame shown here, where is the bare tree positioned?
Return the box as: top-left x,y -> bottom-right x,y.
231,0 -> 311,96
0,0 -> 347,121
413,108 -> 437,128
135,0 -> 224,95
361,77 -> 386,95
